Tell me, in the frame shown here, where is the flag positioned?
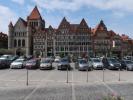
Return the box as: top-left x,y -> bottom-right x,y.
112,40 -> 115,48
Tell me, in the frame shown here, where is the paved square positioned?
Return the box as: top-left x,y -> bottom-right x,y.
0,63 -> 133,100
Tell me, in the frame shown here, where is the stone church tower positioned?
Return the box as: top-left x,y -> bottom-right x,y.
26,6 -> 45,56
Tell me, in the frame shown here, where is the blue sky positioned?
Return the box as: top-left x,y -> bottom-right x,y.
0,0 -> 133,39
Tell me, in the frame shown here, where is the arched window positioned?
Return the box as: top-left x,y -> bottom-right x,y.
22,39 -> 25,47
14,39 -> 17,47
18,39 -> 21,47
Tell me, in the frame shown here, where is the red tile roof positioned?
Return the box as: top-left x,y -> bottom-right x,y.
28,6 -> 42,20
93,20 -> 107,34
121,34 -> 129,40
0,32 -> 8,39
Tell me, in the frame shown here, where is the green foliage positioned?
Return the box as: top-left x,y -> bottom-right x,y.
0,48 -> 14,55
59,52 -> 65,58
102,93 -> 124,100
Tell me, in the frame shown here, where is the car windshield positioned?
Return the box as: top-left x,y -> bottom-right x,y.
109,59 -> 119,63
7,56 -> 17,60
93,59 -> 100,62
0,55 -> 11,59
27,60 -> 36,63
41,60 -> 50,63
60,59 -> 68,62
79,60 -> 87,64
125,60 -> 132,64
15,59 -> 24,62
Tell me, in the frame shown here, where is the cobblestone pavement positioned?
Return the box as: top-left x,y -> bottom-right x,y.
0,63 -> 133,100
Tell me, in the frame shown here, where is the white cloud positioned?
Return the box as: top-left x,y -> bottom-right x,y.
11,0 -> 25,5
33,0 -> 133,13
0,5 -> 18,35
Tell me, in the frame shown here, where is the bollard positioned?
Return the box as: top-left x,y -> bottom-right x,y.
66,67 -> 69,83
103,67 -> 105,82
26,68 -> 28,86
87,68 -> 88,82
119,68 -> 121,81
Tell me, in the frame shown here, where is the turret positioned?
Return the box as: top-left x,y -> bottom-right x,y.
8,21 -> 14,49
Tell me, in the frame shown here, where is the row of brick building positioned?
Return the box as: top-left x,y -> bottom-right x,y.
7,6 -> 133,58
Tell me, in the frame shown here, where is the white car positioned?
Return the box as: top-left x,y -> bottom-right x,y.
40,59 -> 52,70
10,59 -> 25,69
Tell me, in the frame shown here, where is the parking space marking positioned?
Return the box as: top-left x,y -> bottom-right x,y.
23,71 -> 54,100
71,71 -> 76,100
90,70 -> 118,94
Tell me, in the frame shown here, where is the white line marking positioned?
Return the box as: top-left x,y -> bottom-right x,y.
91,71 -> 117,93
24,71 -> 54,100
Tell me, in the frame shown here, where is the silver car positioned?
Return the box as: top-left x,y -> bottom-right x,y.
40,59 -> 52,70
10,58 -> 25,69
76,59 -> 92,71
125,60 -> 133,71
91,58 -> 104,70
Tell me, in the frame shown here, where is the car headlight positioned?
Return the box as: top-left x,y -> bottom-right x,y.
58,64 -> 61,66
93,64 -> 97,67
110,63 -> 114,66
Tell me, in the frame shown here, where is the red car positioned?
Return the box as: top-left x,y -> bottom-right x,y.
25,59 -> 40,69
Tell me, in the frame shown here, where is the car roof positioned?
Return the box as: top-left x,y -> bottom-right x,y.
16,58 -> 24,60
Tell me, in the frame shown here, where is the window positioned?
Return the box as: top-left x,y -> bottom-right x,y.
14,39 -> 17,47
18,39 -> 21,47
22,39 -> 25,47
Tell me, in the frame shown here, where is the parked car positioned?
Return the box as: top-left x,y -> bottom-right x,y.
40,58 -> 52,70
0,55 -> 13,69
6,55 -> 19,67
90,58 -> 104,70
48,56 -> 55,62
102,58 -> 121,70
26,55 -> 33,60
123,56 -> 133,61
52,59 -> 60,68
57,58 -> 71,70
25,59 -> 40,69
75,58 -> 84,69
77,59 -> 92,71
54,56 -> 61,62
121,60 -> 133,70
10,58 -> 26,69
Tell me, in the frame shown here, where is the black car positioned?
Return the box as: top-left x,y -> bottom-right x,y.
121,60 -> 133,70
0,55 -> 15,69
102,58 -> 121,70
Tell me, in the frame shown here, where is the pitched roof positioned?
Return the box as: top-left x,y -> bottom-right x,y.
109,30 -> 116,36
93,20 -> 107,33
58,17 -> 70,29
79,18 -> 88,28
70,24 -> 79,32
0,32 -> 8,39
121,34 -> 129,41
28,6 -> 42,20
9,21 -> 13,27
15,17 -> 27,27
